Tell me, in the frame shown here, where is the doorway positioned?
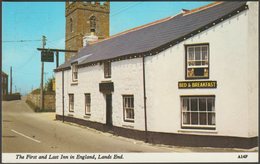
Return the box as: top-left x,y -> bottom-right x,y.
106,94 -> 112,126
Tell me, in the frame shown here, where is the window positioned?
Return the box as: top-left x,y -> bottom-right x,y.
181,96 -> 215,129
85,93 -> 91,115
123,95 -> 134,122
186,44 -> 209,79
104,62 -> 111,78
69,94 -> 74,112
70,18 -> 73,32
72,63 -> 78,82
90,16 -> 96,33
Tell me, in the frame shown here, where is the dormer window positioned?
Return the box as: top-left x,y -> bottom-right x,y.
72,63 -> 78,82
104,61 -> 111,78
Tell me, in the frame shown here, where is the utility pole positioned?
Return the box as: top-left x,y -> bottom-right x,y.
41,35 -> 46,110
10,66 -> 12,94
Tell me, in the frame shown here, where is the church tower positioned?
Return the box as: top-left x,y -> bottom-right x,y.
65,1 -> 110,61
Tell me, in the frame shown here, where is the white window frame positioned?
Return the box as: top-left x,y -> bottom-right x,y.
71,63 -> 78,82
69,94 -> 74,112
186,44 -> 209,79
85,93 -> 91,115
123,95 -> 134,122
181,96 -> 215,129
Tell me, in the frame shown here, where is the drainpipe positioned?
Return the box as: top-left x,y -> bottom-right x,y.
62,70 -> 64,122
142,56 -> 148,143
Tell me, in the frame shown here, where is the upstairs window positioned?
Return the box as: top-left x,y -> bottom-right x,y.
186,44 -> 209,79
85,93 -> 91,115
72,63 -> 78,82
123,95 -> 134,122
104,62 -> 111,78
69,94 -> 74,112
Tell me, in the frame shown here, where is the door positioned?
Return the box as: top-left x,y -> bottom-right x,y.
106,94 -> 112,126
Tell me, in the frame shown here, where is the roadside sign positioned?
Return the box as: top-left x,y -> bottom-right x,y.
41,50 -> 54,62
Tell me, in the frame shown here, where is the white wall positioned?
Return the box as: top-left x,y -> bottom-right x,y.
56,58 -> 145,129
145,4 -> 258,138
112,58 -> 145,130
247,2 -> 258,137
55,71 -> 62,115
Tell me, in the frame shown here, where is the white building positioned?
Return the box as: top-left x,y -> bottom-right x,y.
55,1 -> 258,148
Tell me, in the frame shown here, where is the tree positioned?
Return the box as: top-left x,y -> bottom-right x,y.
45,77 -> 55,92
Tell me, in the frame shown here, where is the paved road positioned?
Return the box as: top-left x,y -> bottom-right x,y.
2,98 -> 257,153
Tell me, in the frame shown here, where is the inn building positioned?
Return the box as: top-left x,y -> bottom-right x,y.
55,1 -> 258,148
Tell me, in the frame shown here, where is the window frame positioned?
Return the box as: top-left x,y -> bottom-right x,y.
69,94 -> 74,112
185,43 -> 210,80
180,95 -> 216,130
123,95 -> 135,122
71,62 -> 78,82
85,93 -> 91,115
104,61 -> 111,78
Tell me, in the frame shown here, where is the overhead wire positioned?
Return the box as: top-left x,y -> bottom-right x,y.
2,39 -> 41,43
111,2 -> 143,17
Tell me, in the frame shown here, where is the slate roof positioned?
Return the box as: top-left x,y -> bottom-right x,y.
55,1 -> 247,72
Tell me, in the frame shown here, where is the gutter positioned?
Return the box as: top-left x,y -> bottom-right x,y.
142,56 -> 148,142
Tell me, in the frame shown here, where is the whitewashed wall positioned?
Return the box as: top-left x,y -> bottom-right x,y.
247,2 -> 258,137
56,58 -> 145,129
112,58 -> 145,130
145,2 -> 258,138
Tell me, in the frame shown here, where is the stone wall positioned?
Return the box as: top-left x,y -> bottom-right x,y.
26,92 -> 55,112
3,93 -> 21,101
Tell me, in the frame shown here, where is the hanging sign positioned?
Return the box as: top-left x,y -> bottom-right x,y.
41,50 -> 54,62
178,81 -> 217,89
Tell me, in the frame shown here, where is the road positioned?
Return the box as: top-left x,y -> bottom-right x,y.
2,98 -> 257,153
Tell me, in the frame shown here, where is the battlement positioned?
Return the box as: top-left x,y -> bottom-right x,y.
66,1 -> 110,15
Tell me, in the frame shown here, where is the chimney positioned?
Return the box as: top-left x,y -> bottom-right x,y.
83,31 -> 98,47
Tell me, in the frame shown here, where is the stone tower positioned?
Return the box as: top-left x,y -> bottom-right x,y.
65,1 -> 110,61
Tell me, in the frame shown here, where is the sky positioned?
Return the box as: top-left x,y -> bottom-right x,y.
2,1 -> 212,95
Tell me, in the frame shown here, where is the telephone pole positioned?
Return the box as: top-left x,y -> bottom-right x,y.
10,66 -> 12,94
41,35 -> 46,110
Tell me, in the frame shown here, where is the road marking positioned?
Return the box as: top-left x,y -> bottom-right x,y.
11,129 -> 41,143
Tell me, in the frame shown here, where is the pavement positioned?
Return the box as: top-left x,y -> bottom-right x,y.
2,98 -> 258,153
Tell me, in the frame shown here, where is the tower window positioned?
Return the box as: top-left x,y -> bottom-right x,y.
70,18 -> 73,32
90,16 -> 96,33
